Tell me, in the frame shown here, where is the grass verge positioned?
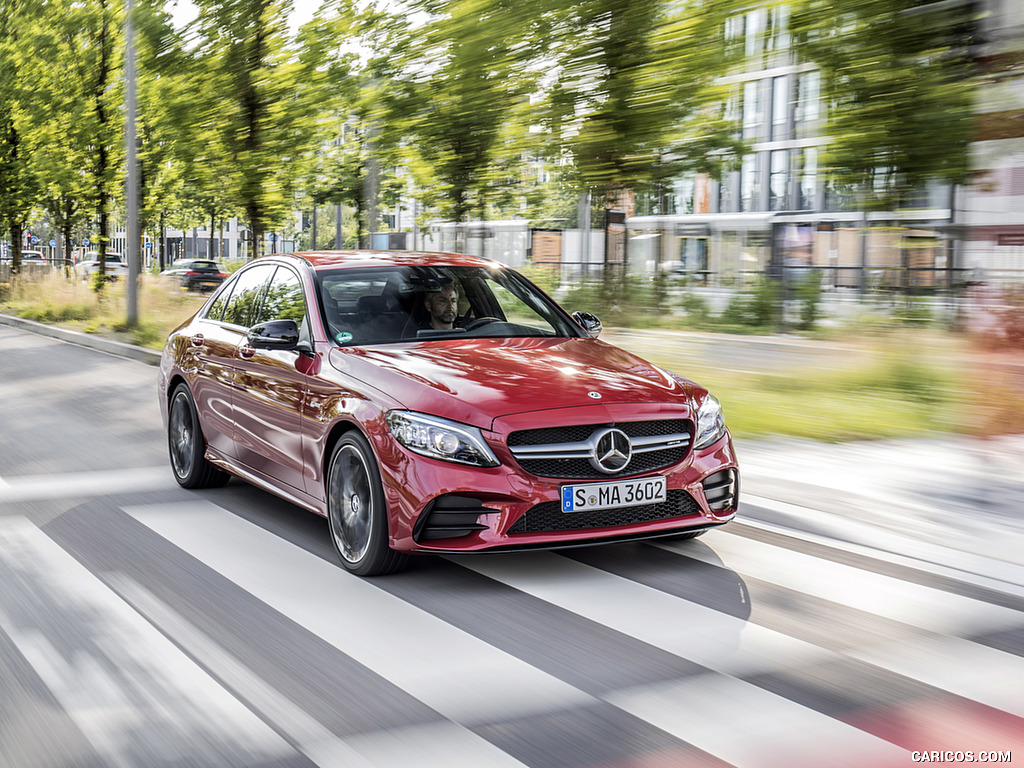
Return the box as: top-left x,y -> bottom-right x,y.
1,272 -> 1007,441
1,272 -> 206,350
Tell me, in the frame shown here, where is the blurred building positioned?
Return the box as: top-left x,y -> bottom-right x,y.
431,1 -> 1023,291
630,0 -> 1024,289
957,0 -> 1024,282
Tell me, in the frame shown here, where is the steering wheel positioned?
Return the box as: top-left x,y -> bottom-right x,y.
463,316 -> 502,331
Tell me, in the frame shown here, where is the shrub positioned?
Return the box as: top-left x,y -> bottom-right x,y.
720,276 -> 780,329
794,269 -> 824,331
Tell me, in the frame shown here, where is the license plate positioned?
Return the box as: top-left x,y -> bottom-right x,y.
561,476 -> 667,513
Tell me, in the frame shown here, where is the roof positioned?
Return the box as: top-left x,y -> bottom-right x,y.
260,250 -> 501,271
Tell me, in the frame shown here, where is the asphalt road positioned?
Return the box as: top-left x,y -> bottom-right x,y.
1,323 -> 1023,768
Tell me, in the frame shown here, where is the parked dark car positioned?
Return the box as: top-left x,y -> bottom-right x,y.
160,258 -> 228,292
159,251 -> 739,576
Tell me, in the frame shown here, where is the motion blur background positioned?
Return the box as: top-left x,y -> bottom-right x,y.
2,0 -> 1022,443
2,2 -> 1024,766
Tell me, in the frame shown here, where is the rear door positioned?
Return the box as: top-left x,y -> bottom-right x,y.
231,264 -> 310,491
190,263 -> 276,458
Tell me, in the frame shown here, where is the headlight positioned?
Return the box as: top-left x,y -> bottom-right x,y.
386,411 -> 499,467
694,394 -> 726,450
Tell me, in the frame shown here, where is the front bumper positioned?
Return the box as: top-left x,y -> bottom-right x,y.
374,410 -> 738,554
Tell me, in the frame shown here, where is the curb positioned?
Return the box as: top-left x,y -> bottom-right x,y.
0,313 -> 162,366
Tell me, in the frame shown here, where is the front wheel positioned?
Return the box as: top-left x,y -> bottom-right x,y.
326,432 -> 409,576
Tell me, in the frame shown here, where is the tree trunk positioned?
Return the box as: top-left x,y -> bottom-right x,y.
94,0 -> 111,280
10,221 -> 22,276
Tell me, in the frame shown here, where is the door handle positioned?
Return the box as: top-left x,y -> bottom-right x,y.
239,346 -> 256,359
190,334 -> 205,347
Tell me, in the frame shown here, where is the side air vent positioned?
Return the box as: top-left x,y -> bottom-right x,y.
413,495 -> 494,542
702,469 -> 738,512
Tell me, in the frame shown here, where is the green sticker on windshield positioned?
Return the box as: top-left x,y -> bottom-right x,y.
335,332 -> 353,344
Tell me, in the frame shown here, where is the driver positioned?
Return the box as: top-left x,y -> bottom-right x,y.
422,281 -> 459,330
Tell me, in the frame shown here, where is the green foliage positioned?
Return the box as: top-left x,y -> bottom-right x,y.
541,0 -> 745,203
679,288 -> 711,326
891,295 -> 936,326
721,277 -> 780,330
794,269 -> 823,331
791,0 -> 977,208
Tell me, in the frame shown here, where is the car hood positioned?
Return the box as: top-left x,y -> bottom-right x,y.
328,337 -> 698,429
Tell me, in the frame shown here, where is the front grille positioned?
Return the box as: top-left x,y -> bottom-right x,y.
508,489 -> 701,534
507,420 -> 691,480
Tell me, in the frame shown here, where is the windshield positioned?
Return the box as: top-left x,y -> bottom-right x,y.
316,264 -> 583,346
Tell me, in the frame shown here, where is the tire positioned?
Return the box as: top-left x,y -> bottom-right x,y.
167,383 -> 230,489
326,432 -> 409,576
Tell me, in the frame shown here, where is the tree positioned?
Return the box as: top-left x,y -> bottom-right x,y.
0,0 -> 41,275
382,0 -> 546,226
791,0 -> 977,209
542,0 -> 745,209
192,0 -> 320,258
82,0 -> 125,279
134,0 -> 197,267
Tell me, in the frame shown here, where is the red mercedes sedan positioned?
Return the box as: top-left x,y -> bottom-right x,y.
158,251 -> 739,575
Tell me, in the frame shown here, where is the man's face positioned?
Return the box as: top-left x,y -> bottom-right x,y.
425,286 -> 458,329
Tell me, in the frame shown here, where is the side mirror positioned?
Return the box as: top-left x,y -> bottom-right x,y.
248,319 -> 300,350
571,311 -> 602,338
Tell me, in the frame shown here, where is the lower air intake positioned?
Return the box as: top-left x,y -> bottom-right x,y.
508,490 -> 701,534
702,469 -> 738,512
414,495 -> 493,542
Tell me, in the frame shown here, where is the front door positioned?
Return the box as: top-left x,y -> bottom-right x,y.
231,265 -> 310,492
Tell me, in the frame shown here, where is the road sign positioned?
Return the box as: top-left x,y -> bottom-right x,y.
30,236 -> 39,245
50,239 -> 56,247
83,237 -> 90,246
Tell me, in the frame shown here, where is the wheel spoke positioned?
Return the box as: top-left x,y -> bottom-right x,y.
169,395 -> 194,478
330,445 -> 373,564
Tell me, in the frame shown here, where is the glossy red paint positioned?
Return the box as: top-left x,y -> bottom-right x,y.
159,251 -> 739,572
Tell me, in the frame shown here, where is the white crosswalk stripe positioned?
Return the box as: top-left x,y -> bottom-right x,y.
656,530 -> 1022,636
3,500 -> 1023,768
0,516 -> 300,768
123,502 -> 590,729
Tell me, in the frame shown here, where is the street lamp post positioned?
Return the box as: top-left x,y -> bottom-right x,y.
125,0 -> 139,326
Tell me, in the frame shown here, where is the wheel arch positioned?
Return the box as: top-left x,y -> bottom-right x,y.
167,373 -> 190,405
321,416 -> 401,530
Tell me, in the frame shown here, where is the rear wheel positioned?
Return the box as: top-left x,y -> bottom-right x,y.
168,383 -> 229,489
326,432 -> 409,576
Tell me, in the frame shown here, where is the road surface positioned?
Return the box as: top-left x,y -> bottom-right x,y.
1,324 -> 1022,768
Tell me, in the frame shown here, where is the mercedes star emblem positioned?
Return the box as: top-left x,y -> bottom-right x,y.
591,428 -> 632,473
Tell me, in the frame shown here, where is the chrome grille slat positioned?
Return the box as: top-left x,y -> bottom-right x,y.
506,420 -> 692,480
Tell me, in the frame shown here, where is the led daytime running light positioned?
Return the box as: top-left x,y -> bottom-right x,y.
386,411 -> 499,467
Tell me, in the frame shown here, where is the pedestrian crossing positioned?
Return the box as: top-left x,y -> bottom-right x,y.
1,499 -> 1022,768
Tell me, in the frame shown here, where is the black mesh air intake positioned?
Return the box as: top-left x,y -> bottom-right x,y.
702,469 -> 738,512
508,489 -> 701,534
414,495 -> 494,542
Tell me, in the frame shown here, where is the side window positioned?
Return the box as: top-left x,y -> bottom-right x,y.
260,267 -> 307,325
206,281 -> 233,321
221,264 -> 275,327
